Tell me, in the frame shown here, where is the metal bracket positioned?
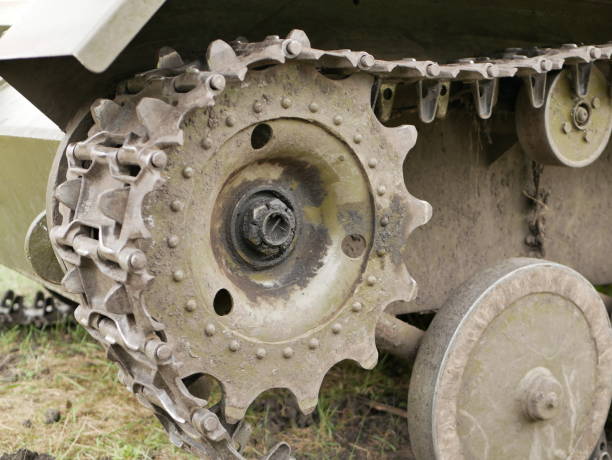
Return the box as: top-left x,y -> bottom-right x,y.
418,80 -> 448,123
571,62 -> 592,98
523,73 -> 547,108
376,82 -> 397,123
471,78 -> 498,119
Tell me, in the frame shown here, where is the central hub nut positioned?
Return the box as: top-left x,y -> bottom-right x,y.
519,367 -> 563,422
243,197 -> 296,255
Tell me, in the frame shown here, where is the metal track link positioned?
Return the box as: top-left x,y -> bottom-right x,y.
0,290 -> 74,329
48,30 -> 612,459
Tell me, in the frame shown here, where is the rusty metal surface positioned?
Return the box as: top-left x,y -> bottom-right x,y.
408,258 -> 612,460
47,31 -> 432,458
0,21 -> 594,458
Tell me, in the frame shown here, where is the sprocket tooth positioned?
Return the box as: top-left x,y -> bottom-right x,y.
136,98 -> 184,145
384,124 -> 418,159
103,284 -> 131,315
286,29 -> 312,49
206,39 -> 247,80
54,179 -> 82,210
62,267 -> 84,294
406,195 -> 433,233
157,46 -> 184,69
98,188 -> 129,224
91,99 -> 121,132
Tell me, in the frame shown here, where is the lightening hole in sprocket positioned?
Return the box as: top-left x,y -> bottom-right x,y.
251,124 -> 272,149
213,289 -> 233,316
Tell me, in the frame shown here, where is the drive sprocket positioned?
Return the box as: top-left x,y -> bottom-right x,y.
47,33 -> 431,457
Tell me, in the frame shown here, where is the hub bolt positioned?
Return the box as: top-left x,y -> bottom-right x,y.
243,197 -> 296,256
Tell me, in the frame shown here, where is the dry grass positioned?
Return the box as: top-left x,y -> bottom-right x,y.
0,265 -> 413,459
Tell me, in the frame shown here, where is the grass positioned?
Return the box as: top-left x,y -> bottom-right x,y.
0,265 -> 413,459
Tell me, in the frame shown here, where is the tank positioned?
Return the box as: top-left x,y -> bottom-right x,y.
0,1 -> 611,458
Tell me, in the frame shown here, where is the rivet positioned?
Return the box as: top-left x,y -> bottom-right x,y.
562,122 -> 572,134
308,102 -> 319,113
128,251 -> 147,271
253,101 -> 264,113
367,275 -> 377,286
351,302 -> 362,312
332,323 -> 342,334
167,235 -> 179,248
256,348 -> 266,359
338,155 -> 345,162
172,269 -> 185,282
368,158 -> 378,168
308,338 -> 319,350
592,97 -> 601,109
170,200 -> 184,212
201,138 -> 213,149
380,216 -> 390,227
182,166 -> 194,178
226,116 -> 236,127
185,299 -> 197,312
155,343 -> 172,361
376,248 -> 387,257
151,151 -> 168,169
353,134 -> 363,144
333,115 -> 343,126
281,97 -> 292,109
205,323 -> 216,336
283,347 -> 294,358
377,185 -> 386,196
229,340 -> 240,352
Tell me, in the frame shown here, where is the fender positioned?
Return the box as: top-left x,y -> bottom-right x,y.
1,0 -> 612,130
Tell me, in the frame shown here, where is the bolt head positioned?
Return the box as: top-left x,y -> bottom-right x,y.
584,131 -> 593,143
353,134 -> 363,144
256,348 -> 266,359
128,251 -> 147,271
283,347 -> 294,358
172,269 -> 185,282
205,323 -> 216,336
380,216 -> 389,227
284,39 -> 303,57
253,101 -> 264,113
167,235 -> 179,248
208,74 -> 226,91
592,97 -> 601,109
377,185 -> 386,196
202,414 -> 219,432
426,62 -> 440,77
281,97 -> 292,109
333,115 -> 343,126
308,338 -> 319,350
155,343 -> 172,361
359,53 -> 375,69
367,275 -> 377,286
201,138 -> 213,150
229,340 -> 240,352
351,302 -> 362,312
150,151 -> 168,169
308,102 -> 319,113
185,299 -> 197,312
226,116 -> 236,127
486,65 -> 499,78
182,167 -> 194,178
170,200 -> 184,212
331,323 -> 342,334
589,47 -> 602,60
540,59 -> 553,72
368,158 -> 378,168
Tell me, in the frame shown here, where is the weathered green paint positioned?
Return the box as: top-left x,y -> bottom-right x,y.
0,134 -> 58,277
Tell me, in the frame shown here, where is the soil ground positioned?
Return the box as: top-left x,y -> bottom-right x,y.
0,266 -> 414,459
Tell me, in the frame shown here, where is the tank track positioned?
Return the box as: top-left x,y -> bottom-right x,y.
48,31 -> 612,459
0,290 -> 74,329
